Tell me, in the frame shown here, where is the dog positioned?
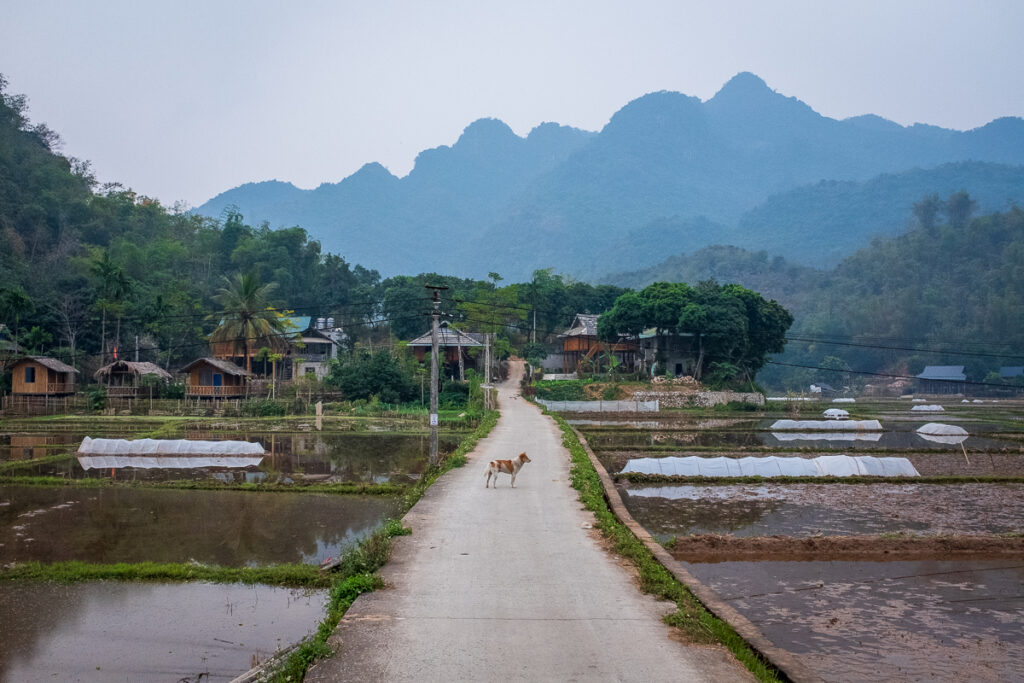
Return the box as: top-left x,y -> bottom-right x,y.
485,452 -> 531,488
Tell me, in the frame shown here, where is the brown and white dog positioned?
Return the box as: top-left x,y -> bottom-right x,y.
485,452 -> 531,488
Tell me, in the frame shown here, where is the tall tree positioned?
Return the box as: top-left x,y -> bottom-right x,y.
209,273 -> 288,373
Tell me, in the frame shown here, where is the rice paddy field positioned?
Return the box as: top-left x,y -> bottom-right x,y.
573,396 -> 1024,682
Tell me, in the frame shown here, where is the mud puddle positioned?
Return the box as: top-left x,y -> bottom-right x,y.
0,581 -> 326,682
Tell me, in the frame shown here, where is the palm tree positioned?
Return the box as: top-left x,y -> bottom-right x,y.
90,252 -> 132,364
209,273 -> 288,374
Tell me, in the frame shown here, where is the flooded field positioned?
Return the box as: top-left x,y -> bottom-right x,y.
620,483 -> 1024,539
584,428 -> 1022,452
576,399 -> 1024,680
1,431 -> 463,484
683,559 -> 1024,682
0,581 -> 326,682
0,484 -> 400,566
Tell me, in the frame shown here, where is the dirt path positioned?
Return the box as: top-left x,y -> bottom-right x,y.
307,361 -> 749,682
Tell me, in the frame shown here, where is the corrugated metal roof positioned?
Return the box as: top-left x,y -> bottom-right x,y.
999,366 -> 1024,378
915,365 -> 966,381
562,314 -> 599,337
406,328 -> 483,347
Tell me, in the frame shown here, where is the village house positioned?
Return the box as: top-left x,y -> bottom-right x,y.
11,356 -> 78,396
181,357 -> 252,398
558,314 -> 637,374
638,329 -> 697,377
406,325 -> 483,377
94,360 -> 173,398
915,365 -> 967,394
211,316 -> 342,381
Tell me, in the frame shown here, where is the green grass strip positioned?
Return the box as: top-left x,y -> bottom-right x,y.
0,560 -> 329,587
553,414 -> 783,683
618,473 -> 1024,485
0,475 -> 406,496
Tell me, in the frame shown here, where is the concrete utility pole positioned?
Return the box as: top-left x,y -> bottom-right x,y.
483,332 -> 491,410
425,284 -> 448,466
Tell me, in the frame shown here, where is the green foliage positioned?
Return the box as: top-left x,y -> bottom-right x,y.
239,398 -> 287,417
86,385 -> 107,411
534,380 -> 588,401
326,350 -> 416,403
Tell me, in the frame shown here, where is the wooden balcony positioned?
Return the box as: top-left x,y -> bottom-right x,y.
46,383 -> 75,394
186,385 -> 247,398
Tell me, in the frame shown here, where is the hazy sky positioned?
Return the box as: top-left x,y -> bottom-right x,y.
4,1 -> 1023,207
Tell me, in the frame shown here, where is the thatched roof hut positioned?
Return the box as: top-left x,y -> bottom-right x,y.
94,360 -> 173,384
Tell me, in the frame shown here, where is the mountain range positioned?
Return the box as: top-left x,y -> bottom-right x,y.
195,72 -> 1024,280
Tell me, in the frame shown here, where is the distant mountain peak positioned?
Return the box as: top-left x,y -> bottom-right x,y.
456,117 -> 518,145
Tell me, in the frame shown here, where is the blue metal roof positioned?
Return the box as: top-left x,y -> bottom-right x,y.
915,365 -> 966,381
1000,366 -> 1024,378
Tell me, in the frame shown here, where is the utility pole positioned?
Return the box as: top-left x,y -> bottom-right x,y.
425,284 -> 448,466
483,332 -> 491,410
134,335 -> 139,362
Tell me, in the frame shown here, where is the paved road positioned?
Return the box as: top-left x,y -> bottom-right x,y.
308,362 -> 749,682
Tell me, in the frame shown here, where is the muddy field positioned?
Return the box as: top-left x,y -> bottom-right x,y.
576,399 -> 1024,681
620,483 -> 1024,538
683,559 -> 1024,682
668,534 -> 1024,562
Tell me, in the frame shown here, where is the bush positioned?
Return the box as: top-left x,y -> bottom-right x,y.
534,380 -> 588,401
326,350 -> 416,403
87,386 -> 107,411
240,398 -> 287,417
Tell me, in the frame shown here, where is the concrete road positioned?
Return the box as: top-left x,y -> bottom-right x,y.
307,362 -> 750,682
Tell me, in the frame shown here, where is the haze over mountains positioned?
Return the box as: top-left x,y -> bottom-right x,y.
196,72 -> 1024,280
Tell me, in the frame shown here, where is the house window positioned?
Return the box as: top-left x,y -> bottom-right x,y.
199,369 -> 213,385
305,367 -> 316,375
25,366 -> 36,383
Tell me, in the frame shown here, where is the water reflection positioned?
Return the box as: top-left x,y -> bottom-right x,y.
0,581 -> 326,682
3,432 -> 463,484
0,485 -> 400,566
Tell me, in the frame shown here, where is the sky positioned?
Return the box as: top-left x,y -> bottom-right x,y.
3,1 -> 1023,208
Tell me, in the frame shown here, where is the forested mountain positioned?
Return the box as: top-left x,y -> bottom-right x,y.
196,72 -> 1024,280
603,205 -> 1024,389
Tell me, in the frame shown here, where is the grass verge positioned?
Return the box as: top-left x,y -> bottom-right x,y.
553,414 -> 784,683
0,560 -> 329,587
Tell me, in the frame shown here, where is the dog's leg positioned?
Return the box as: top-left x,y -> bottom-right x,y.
510,470 -> 516,488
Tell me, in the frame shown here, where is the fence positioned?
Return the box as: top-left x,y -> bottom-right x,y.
536,399 -> 659,413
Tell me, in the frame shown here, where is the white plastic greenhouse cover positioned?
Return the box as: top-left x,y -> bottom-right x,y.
77,437 -> 264,456
916,423 -> 968,436
77,456 -> 264,470
911,405 -> 944,412
822,408 -> 850,419
770,419 -> 882,431
917,433 -> 968,445
620,455 -> 919,477
832,398 -> 856,403
771,432 -> 882,442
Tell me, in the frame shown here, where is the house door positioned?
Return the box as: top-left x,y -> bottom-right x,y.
213,373 -> 223,387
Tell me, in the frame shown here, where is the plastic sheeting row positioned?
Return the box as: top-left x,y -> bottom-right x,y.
770,419 -> 883,431
535,399 -> 659,413
77,456 -> 265,470
620,455 -> 919,478
77,437 -> 265,456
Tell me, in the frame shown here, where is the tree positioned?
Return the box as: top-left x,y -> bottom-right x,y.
945,190 -> 977,230
209,273 -> 289,374
912,194 -> 942,233
326,349 -> 415,403
90,250 -> 132,362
